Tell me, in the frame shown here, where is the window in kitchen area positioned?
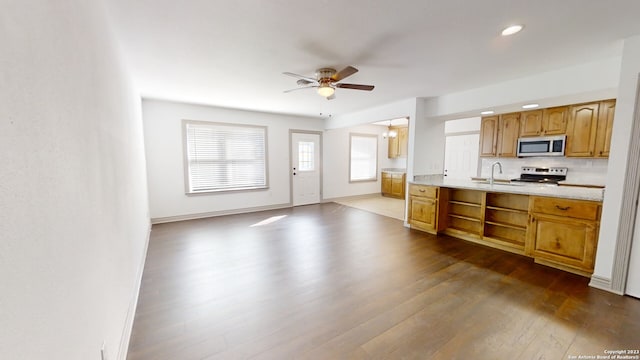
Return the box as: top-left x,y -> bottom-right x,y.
349,133 -> 378,182
183,120 -> 268,194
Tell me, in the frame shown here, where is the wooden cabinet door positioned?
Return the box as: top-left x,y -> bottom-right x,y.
479,116 -> 498,157
391,174 -> 405,198
497,113 -> 520,157
566,103 -> 599,157
397,127 -> 408,158
409,196 -> 437,232
529,213 -> 598,271
520,110 -> 543,137
388,132 -> 399,159
595,100 -> 615,158
542,106 -> 568,135
381,173 -> 392,195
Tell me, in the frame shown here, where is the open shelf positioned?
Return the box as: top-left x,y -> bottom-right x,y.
447,215 -> 483,235
486,192 -> 529,211
483,223 -> 526,246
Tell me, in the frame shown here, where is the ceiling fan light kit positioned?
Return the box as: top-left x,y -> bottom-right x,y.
283,66 -> 374,99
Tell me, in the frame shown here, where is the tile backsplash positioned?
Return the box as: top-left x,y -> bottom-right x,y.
480,157 -> 609,185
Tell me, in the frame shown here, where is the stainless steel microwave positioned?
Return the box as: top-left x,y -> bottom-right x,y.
516,135 -> 566,157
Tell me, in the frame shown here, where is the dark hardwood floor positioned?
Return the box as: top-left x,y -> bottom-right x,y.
128,203 -> 640,360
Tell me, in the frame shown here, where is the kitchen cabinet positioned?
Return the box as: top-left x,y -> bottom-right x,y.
388,126 -> 408,158
381,171 -> 405,199
479,116 -> 499,157
566,100 -> 616,158
408,184 -> 446,234
542,106 -> 568,135
565,102 -> 600,157
519,110 -> 544,137
479,113 -> 520,157
397,127 -> 408,158
496,113 -> 520,157
594,99 -> 615,158
520,107 -> 568,137
527,196 -> 601,275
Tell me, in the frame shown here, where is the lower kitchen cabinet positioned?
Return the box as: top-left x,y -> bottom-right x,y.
527,196 -> 601,276
408,184 -> 445,234
381,171 -> 406,198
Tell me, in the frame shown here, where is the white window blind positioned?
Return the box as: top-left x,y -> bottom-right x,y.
350,134 -> 378,182
184,121 -> 267,193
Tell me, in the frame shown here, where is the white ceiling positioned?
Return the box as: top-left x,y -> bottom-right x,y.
104,0 -> 640,119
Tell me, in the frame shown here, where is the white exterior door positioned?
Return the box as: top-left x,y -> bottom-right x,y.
444,133 -> 480,179
291,132 -> 321,206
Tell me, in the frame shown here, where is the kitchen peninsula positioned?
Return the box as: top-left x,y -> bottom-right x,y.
407,175 -> 604,277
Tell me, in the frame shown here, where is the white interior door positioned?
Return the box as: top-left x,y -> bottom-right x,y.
291,132 -> 321,206
444,133 -> 480,179
626,199 -> 640,297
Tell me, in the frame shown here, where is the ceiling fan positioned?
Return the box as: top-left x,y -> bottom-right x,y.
283,66 -> 374,99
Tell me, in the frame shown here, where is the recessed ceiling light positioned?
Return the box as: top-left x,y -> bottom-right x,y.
501,25 -> 524,36
481,110 -> 494,115
522,103 -> 539,109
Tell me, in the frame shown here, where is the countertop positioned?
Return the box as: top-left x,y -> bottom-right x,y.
410,175 -> 604,202
381,168 -> 407,174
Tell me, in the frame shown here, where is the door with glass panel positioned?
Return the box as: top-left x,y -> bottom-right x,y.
291,132 -> 321,206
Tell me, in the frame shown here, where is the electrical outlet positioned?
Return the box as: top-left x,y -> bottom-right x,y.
101,341 -> 107,360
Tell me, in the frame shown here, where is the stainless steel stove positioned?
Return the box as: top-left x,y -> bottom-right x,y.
510,167 -> 568,184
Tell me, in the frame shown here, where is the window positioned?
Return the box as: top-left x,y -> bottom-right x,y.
298,141 -> 315,171
183,120 -> 267,194
349,133 -> 378,182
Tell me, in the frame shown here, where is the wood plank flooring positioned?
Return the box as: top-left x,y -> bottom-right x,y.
128,203 -> 640,360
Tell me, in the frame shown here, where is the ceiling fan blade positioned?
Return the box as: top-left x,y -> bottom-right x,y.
283,85 -> 317,93
336,83 -> 374,91
283,72 -> 317,83
331,66 -> 358,81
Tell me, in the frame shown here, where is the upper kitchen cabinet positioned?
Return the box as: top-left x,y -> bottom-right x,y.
479,116 -> 499,157
542,106 -> 568,135
566,102 -> 599,157
520,110 -> 544,137
497,113 -> 521,157
388,126 -> 408,158
566,100 -> 615,158
479,113 -> 520,157
520,107 -> 568,137
594,99 -> 615,158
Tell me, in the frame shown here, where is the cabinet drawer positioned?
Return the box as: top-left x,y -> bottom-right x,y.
409,185 -> 437,198
531,197 -> 600,221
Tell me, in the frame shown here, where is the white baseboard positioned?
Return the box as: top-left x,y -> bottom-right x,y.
589,275 -> 623,295
151,203 -> 292,224
118,221 -> 152,360
323,193 -> 382,203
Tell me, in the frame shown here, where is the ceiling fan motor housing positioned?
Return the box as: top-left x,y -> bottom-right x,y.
316,68 -> 336,81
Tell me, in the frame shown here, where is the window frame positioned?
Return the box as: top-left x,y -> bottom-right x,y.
349,133 -> 379,183
182,119 -> 269,195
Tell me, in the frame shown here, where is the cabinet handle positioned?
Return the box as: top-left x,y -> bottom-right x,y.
419,189 -> 425,192
555,205 -> 570,211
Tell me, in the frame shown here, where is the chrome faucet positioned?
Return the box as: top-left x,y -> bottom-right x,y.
490,161 -> 503,185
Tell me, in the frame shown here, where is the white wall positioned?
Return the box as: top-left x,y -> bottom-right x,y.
423,57 -> 621,121
595,35 -> 640,281
323,124 -> 399,199
0,1 -> 150,359
325,98 -> 418,130
142,100 -> 323,221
